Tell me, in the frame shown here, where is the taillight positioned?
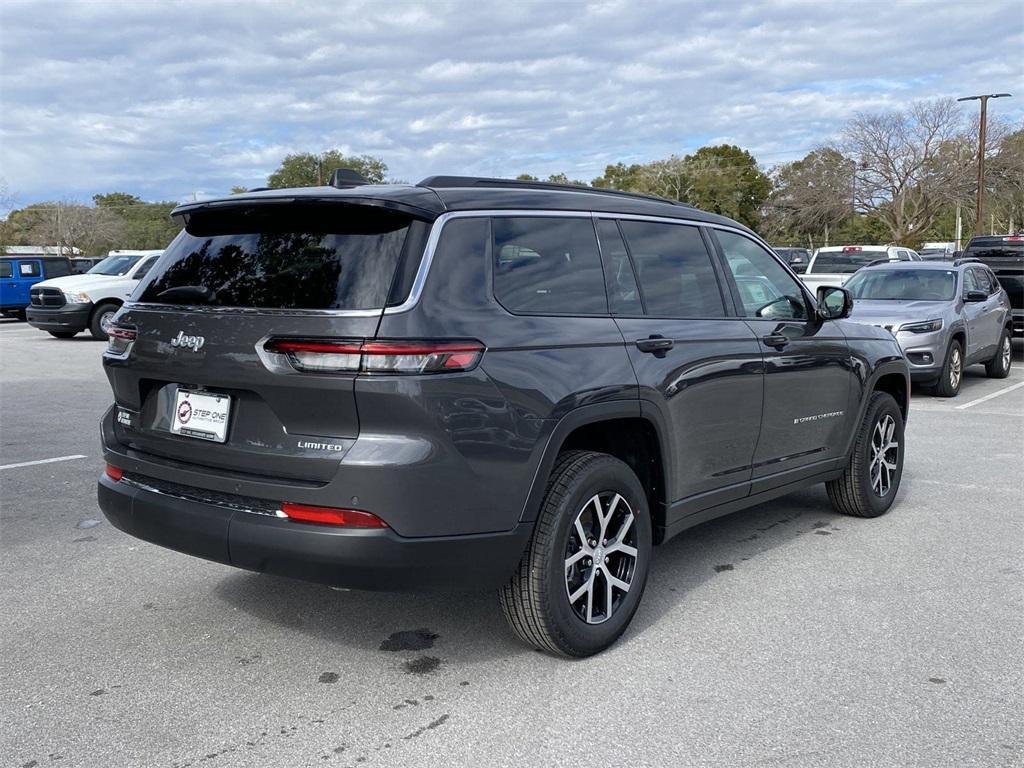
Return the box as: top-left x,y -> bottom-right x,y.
106,325 -> 137,357
280,502 -> 388,528
262,338 -> 484,375
105,464 -> 123,482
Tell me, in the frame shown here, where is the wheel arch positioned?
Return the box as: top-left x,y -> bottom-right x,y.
519,402 -> 672,544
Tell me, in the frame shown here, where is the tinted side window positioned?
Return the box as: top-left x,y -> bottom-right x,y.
595,219 -> 642,315
0,260 -> 13,278
45,259 -> 71,278
972,268 -> 992,294
492,217 -> 607,315
617,221 -> 725,318
963,269 -> 978,294
716,231 -> 809,320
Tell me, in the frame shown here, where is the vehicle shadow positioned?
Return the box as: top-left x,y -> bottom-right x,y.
214,485 -> 846,663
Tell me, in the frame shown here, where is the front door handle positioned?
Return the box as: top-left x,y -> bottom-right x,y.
635,335 -> 674,356
762,333 -> 790,349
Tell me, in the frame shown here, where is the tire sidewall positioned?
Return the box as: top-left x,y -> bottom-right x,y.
541,457 -> 652,656
992,330 -> 1011,376
856,395 -> 905,515
90,303 -> 118,341
937,339 -> 963,396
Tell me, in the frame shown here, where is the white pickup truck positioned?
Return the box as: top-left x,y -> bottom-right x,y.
25,250 -> 162,339
801,245 -> 921,294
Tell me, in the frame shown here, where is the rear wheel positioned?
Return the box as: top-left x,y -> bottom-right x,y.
827,391 -> 904,518
48,330 -> 78,339
933,339 -> 963,398
89,302 -> 120,341
499,450 -> 652,657
985,329 -> 1012,379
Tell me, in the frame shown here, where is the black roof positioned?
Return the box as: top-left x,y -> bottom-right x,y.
171,176 -> 747,232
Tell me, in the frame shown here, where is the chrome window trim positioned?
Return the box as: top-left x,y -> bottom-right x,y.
125,208 -> 775,318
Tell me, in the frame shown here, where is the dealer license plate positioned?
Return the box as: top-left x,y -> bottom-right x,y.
170,389 -> 231,443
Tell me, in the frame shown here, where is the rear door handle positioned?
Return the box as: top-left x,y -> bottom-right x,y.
761,334 -> 789,349
635,336 -> 674,355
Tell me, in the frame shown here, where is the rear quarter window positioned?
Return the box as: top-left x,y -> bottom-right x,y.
0,260 -> 12,278
492,216 -> 607,315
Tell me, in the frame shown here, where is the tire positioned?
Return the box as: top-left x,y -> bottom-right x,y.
932,339 -> 963,398
89,302 -> 120,341
499,450 -> 653,657
827,391 -> 904,518
985,328 -> 1012,379
48,330 -> 78,339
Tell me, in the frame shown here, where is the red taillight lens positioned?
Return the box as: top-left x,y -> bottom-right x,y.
281,502 -> 388,528
105,464 -> 123,482
106,325 -> 137,356
263,338 -> 484,375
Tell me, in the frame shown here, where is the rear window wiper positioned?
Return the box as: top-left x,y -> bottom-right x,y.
156,285 -> 217,304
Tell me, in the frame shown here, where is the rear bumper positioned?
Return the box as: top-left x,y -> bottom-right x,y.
26,303 -> 91,332
97,473 -> 532,592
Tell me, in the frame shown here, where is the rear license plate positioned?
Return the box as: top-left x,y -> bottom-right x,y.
170,389 -> 231,443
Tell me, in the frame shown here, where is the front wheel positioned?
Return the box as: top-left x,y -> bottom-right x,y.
89,302 -> 120,341
932,339 -> 963,398
985,329 -> 1012,379
499,451 -> 652,657
827,391 -> 904,518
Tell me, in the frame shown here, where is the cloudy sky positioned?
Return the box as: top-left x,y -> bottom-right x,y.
1,0 -> 1022,208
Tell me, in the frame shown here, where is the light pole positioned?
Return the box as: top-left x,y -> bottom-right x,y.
957,93 -> 1011,234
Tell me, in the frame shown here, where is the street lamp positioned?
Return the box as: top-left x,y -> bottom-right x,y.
957,93 -> 1012,234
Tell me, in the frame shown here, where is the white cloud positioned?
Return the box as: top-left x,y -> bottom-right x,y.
0,0 -> 1021,206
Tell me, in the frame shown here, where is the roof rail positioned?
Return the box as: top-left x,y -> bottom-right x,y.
329,168 -> 370,188
952,256 -> 982,266
416,175 -> 693,209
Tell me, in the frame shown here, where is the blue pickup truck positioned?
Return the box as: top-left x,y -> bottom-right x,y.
0,254 -> 73,319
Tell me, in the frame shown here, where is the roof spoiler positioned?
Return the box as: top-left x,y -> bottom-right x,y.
328,168 -> 370,188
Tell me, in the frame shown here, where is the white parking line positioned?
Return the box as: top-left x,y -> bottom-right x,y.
954,381 -> 1024,410
0,454 -> 88,471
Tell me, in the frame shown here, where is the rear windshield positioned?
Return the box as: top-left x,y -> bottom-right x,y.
964,238 -> 1024,260
844,269 -> 957,301
138,205 -> 415,310
810,250 -> 884,273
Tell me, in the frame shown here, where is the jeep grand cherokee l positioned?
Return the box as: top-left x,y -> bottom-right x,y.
97,172 -> 910,657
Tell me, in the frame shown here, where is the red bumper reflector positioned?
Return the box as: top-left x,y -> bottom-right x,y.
105,464 -> 123,482
281,502 -> 388,528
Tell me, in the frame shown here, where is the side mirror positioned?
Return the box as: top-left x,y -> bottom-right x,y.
817,285 -> 853,320
964,290 -> 987,302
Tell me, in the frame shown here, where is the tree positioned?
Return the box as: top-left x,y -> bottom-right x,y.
767,148 -> 854,245
267,151 -> 388,188
841,98 -> 971,243
987,128 -> 1024,232
681,145 -> 771,229
94,193 -> 180,250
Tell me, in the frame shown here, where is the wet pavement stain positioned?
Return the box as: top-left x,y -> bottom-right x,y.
403,656 -> 441,675
811,521 -> 830,529
379,629 -> 439,652
928,677 -> 947,684
89,689 -> 106,696
318,672 -> 339,684
713,564 -> 734,573
403,714 -> 450,740
814,530 -> 832,536
72,536 -> 97,543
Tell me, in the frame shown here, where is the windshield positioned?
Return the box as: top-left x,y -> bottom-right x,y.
844,269 -> 957,301
810,250 -> 884,274
138,204 -> 415,310
88,254 -> 144,276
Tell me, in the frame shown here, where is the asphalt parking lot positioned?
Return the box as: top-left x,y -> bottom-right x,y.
1,320 -> 1022,768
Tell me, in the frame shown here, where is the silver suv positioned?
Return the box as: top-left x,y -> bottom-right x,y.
844,259 -> 1013,396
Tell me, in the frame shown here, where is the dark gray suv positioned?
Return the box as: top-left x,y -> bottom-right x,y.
97,173 -> 910,656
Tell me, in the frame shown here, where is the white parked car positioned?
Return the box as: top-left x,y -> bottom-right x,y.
25,250 -> 162,339
801,245 -> 921,294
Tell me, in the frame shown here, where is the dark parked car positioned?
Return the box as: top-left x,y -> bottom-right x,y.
771,246 -> 810,273
963,235 -> 1023,337
97,173 -> 910,656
